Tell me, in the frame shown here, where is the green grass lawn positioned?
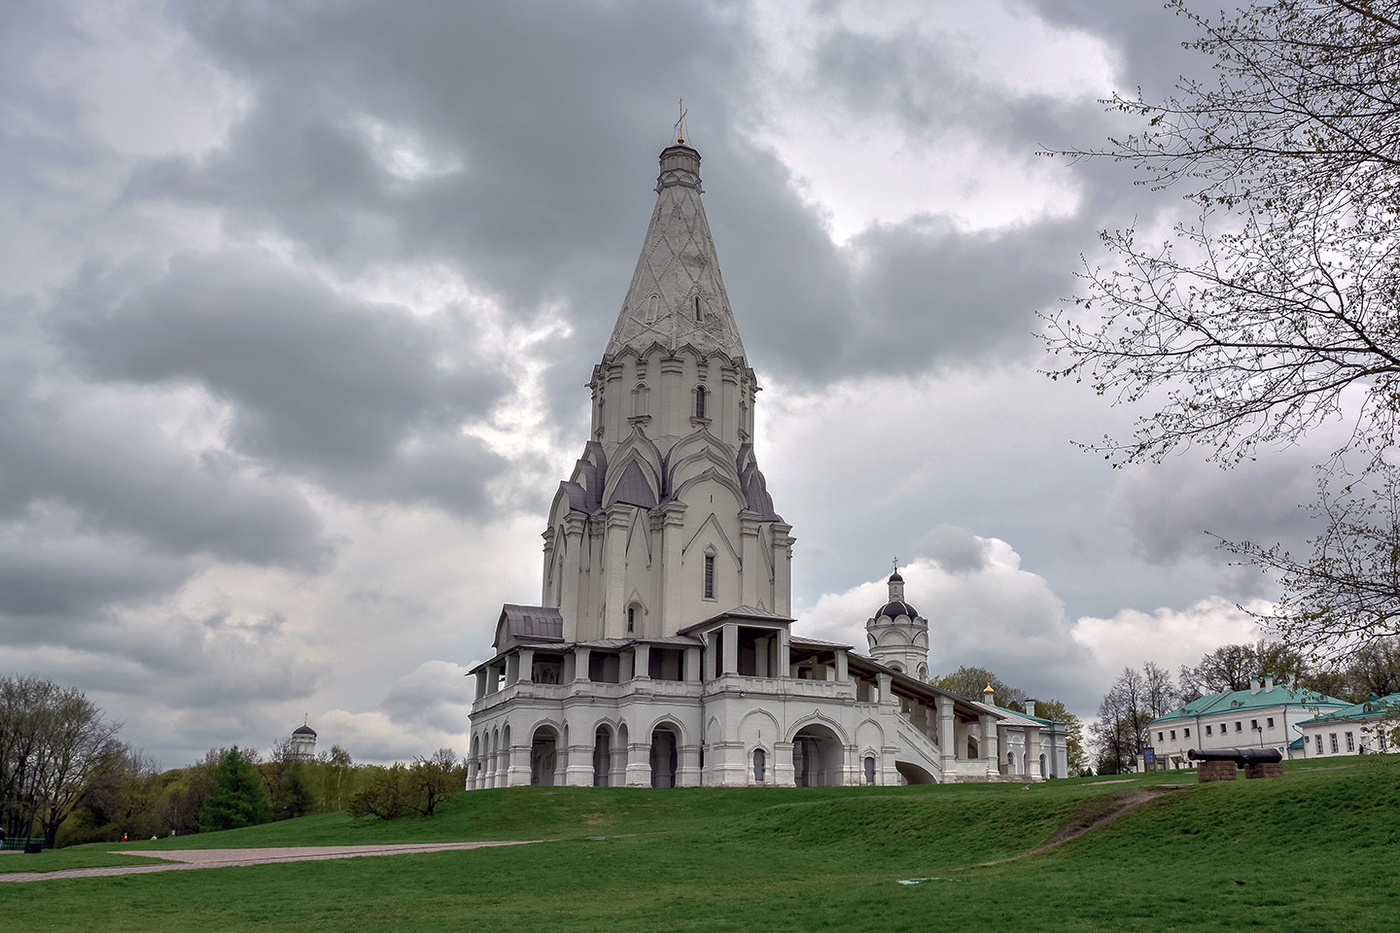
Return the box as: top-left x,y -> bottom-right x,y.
2,758 -> 1396,932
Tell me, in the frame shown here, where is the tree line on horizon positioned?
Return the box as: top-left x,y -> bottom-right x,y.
1,673 -> 466,848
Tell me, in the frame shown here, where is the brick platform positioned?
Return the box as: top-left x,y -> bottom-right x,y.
1245,762 -> 1284,779
1197,760 -> 1238,782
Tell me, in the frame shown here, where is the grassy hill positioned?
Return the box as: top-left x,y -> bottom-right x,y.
3,758 -> 1397,932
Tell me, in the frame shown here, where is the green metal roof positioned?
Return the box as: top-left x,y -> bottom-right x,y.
992,704 -> 1058,726
1149,684 -> 1350,726
1296,694 -> 1399,727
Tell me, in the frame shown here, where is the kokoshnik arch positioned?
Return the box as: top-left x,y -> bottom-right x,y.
465,142 -> 1069,788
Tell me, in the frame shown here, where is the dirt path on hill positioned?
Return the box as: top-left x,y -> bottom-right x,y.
0,840 -> 542,883
965,786 -> 1183,869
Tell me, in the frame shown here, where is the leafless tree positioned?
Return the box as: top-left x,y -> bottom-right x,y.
1045,0 -> 1400,660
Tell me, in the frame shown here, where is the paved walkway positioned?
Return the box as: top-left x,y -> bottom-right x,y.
0,840 -> 540,883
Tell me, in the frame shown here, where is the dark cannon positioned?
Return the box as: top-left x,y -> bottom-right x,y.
1187,747 -> 1282,764
1188,746 -> 1283,782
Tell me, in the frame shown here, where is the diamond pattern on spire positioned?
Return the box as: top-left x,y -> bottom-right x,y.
604,149 -> 746,362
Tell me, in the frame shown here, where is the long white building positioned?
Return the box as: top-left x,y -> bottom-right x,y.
465,141 -> 1069,788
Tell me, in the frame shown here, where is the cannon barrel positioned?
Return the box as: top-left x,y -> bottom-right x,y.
1187,746 -> 1282,764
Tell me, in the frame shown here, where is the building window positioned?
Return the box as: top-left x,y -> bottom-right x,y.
1330,733 -> 1339,753
1184,728 -> 1191,738
1206,725 -> 1213,735
703,553 -> 715,599
627,605 -> 636,633
1157,732 -> 1164,742
1235,722 -> 1243,732
753,748 -> 766,782
694,385 -> 707,419
1251,719 -> 1258,731
646,294 -> 660,323
1266,717 -> 1274,729
1170,730 -> 1176,740
1221,722 -> 1228,733
1346,732 -> 1355,752
694,295 -> 702,321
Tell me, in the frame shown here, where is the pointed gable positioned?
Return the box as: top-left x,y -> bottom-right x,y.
604,145 -> 746,363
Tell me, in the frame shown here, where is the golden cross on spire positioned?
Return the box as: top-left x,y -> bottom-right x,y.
675,98 -> 688,144
892,557 -> 899,575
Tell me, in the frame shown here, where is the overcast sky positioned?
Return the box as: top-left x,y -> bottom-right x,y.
2,0 -> 1329,767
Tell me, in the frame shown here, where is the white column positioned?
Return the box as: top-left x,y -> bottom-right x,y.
560,514 -> 586,641
981,714 -> 1000,778
936,696 -> 957,776
603,506 -> 631,638
772,524 -> 794,616
722,622 -> 739,674
625,738 -> 651,787
658,504 -> 686,629
740,515 -> 761,608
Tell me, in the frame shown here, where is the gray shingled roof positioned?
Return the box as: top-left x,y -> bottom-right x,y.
493,604 -> 565,649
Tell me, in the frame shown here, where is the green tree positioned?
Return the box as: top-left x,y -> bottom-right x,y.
348,764 -> 413,820
319,744 -> 353,811
198,748 -> 270,832
272,761 -> 315,821
929,666 -> 1025,708
1045,0 -> 1400,659
411,749 -> 462,817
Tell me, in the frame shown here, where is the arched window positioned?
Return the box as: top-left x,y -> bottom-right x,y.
646,294 -> 660,323
864,756 -> 876,784
753,748 -> 766,782
694,385 -> 707,419
694,295 -> 702,321
631,383 -> 649,417
703,553 -> 716,599
627,604 -> 637,634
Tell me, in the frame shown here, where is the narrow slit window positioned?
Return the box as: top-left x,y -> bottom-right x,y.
694,296 -> 702,321
695,385 -> 706,419
703,553 -> 715,599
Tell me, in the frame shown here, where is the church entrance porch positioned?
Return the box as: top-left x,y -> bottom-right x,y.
530,726 -> 559,786
592,726 -> 612,787
650,725 -> 679,788
792,724 -> 844,787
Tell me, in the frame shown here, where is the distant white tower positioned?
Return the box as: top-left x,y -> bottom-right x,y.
290,720 -> 317,761
865,568 -> 929,680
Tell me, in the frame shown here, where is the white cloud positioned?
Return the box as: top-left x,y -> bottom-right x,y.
1071,596 -> 1271,678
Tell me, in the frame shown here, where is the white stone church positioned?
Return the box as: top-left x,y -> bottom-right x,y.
466,142 -> 1069,789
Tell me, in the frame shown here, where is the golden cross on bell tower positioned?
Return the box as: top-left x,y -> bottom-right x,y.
892,557 -> 899,575
675,98 -> 689,144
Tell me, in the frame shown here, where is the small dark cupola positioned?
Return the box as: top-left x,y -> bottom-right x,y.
866,563 -> 930,680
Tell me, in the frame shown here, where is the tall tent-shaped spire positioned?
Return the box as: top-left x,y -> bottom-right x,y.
604,145 -> 746,362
